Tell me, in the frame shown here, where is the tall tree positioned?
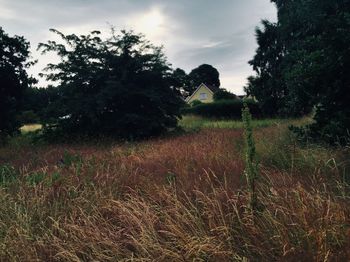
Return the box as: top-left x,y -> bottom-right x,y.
245,20 -> 287,116
38,29 -> 183,139
0,27 -> 35,139
170,68 -> 191,97
189,64 -> 220,91
278,0 -> 350,143
247,0 -> 350,143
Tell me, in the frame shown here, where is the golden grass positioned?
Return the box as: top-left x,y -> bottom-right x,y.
0,123 -> 349,261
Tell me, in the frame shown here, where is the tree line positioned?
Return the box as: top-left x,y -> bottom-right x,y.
1,0 -> 349,144
0,27 -> 220,141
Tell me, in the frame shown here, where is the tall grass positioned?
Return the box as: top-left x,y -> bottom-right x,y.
0,118 -> 349,261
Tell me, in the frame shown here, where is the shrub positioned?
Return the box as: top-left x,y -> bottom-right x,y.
18,110 -> 39,125
213,88 -> 237,101
190,100 -> 203,107
181,99 -> 262,119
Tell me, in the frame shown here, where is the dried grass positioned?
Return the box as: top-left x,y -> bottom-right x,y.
0,126 -> 349,261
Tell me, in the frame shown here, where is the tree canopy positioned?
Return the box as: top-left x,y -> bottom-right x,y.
189,64 -> 220,90
246,0 -> 350,144
38,29 -> 183,139
170,68 -> 191,97
0,27 -> 35,140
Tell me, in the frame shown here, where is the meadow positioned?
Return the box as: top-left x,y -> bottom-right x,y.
0,116 -> 349,261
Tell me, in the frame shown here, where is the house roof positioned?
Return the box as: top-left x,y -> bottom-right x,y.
185,83 -> 220,102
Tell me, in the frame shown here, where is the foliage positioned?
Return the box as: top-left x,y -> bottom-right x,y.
242,100 -> 259,210
38,29 -> 184,139
181,99 -> 262,119
170,68 -> 191,97
17,110 -> 39,125
0,27 -> 35,140
188,64 -> 220,90
246,0 -> 350,144
213,88 -> 237,101
189,99 -> 202,107
245,20 -> 287,116
22,86 -> 61,123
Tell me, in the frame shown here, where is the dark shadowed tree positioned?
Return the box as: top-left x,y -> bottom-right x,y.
275,0 -> 350,143
247,0 -> 350,143
0,27 -> 35,140
22,86 -> 61,123
245,20 -> 287,116
38,29 -> 183,139
170,68 -> 191,98
189,64 -> 220,91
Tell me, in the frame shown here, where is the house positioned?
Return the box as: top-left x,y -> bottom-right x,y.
185,83 -> 220,104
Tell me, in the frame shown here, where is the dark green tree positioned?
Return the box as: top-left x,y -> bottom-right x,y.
38,29 -> 183,139
0,27 -> 35,140
245,20 -> 288,116
278,0 -> 350,143
189,64 -> 220,91
170,68 -> 191,97
22,86 -> 61,123
247,0 -> 350,143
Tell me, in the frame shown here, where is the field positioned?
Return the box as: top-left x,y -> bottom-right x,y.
0,116 -> 349,261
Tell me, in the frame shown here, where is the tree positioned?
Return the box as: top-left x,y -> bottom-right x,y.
247,0 -> 350,143
245,20 -> 288,116
38,29 -> 183,139
22,86 -> 61,123
213,88 -> 237,101
170,68 -> 191,98
278,0 -> 350,143
0,27 -> 35,140
189,64 -> 220,91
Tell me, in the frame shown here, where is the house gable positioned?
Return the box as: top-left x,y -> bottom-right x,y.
186,83 -> 216,104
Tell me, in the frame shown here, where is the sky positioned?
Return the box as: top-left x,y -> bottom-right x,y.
0,0 -> 277,95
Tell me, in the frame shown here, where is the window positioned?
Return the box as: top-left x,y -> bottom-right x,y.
199,93 -> 208,100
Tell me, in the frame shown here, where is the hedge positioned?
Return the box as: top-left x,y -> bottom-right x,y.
181,99 -> 262,119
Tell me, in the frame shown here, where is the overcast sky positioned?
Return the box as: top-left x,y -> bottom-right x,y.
0,0 -> 276,94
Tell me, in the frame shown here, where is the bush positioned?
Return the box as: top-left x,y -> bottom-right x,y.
213,89 -> 237,101
190,100 -> 203,107
181,99 -> 262,119
18,110 -> 39,125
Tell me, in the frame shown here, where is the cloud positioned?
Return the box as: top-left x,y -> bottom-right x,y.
0,0 -> 277,94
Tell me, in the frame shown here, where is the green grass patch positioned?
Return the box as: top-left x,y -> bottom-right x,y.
179,115 -> 309,132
